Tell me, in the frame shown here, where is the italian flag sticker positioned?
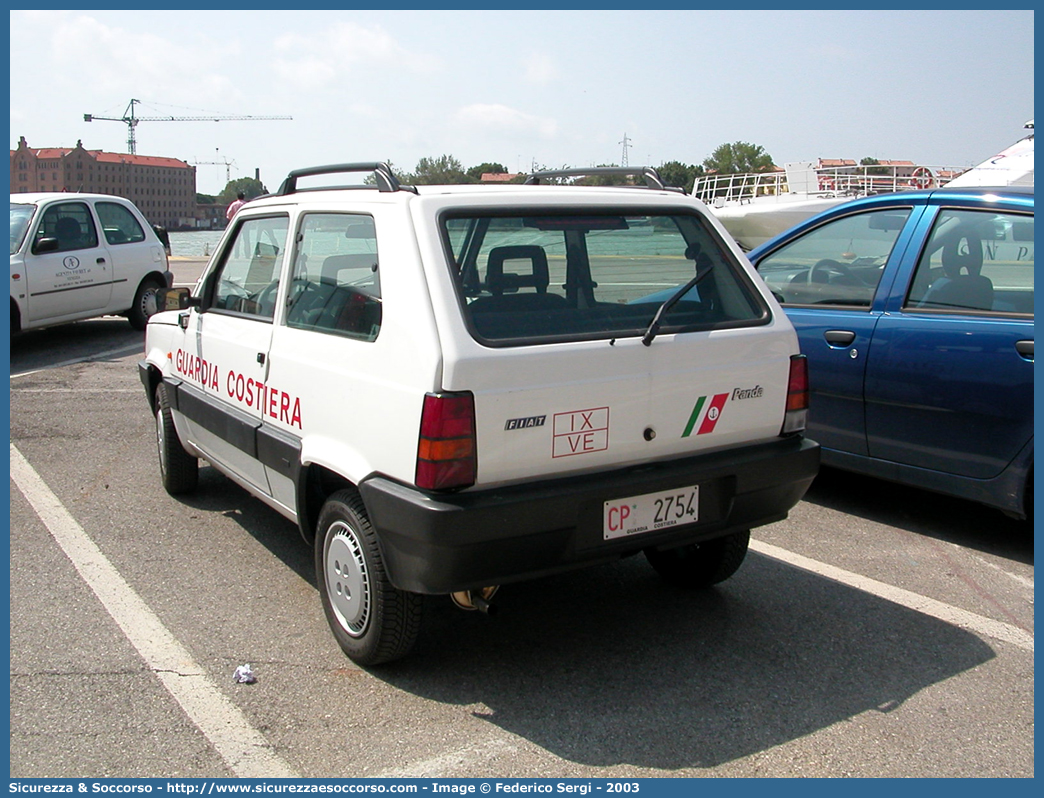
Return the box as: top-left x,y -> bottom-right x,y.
682,393 -> 729,437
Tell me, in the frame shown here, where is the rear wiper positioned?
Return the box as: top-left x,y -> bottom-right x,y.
641,257 -> 712,346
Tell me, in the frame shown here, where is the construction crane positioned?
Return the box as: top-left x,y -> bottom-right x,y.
84,98 -> 292,155
193,149 -> 237,184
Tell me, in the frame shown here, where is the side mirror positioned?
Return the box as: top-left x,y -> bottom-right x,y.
32,236 -> 60,254
156,286 -> 200,312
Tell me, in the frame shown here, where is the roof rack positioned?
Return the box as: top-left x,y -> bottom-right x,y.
275,162 -> 416,196
524,166 -> 684,192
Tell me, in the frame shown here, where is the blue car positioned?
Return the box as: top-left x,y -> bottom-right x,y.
748,186 -> 1033,519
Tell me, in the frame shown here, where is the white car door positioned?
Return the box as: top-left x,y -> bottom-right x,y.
93,199 -> 167,310
24,200 -> 113,324
176,214 -> 291,494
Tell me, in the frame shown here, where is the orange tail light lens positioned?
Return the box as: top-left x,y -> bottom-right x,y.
782,354 -> 809,434
415,392 -> 477,490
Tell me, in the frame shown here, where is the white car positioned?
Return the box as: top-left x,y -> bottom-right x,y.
139,163 -> 819,665
10,192 -> 172,333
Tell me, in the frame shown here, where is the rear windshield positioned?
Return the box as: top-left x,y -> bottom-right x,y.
440,209 -> 768,345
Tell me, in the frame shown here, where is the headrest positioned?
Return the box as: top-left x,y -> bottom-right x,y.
322,253 -> 378,283
486,246 -> 550,295
55,217 -> 81,237
941,228 -> 983,277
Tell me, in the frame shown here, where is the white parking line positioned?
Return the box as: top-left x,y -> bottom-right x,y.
9,443 -> 299,778
750,539 -> 1034,652
377,738 -> 518,778
969,552 -> 1035,590
11,343 -> 143,379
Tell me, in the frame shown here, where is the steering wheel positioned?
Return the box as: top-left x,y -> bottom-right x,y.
810,258 -> 860,286
254,280 -> 282,317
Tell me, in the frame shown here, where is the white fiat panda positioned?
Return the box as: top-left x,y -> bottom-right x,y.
140,163 -> 819,665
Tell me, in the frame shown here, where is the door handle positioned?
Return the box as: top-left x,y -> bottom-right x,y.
824,330 -> 856,347
1015,340 -> 1033,360
96,257 -> 106,264
257,352 -> 266,365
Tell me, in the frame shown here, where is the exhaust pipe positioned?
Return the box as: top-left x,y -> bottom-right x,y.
451,586 -> 499,616
471,594 -> 496,616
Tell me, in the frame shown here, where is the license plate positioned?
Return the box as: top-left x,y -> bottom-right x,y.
603,485 -> 700,540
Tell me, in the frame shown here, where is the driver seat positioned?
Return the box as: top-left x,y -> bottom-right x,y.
54,216 -> 85,250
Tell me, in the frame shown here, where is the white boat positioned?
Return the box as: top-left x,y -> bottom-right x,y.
693,159 -> 946,251
944,119 -> 1033,187
694,121 -> 1033,250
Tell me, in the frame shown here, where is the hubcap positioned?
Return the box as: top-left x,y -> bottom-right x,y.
141,288 -> 158,319
156,407 -> 167,478
325,521 -> 370,637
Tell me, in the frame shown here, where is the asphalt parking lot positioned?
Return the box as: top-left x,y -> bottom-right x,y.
8,303 -> 1034,778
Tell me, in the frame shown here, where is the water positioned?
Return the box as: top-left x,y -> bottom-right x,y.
169,229 -> 226,258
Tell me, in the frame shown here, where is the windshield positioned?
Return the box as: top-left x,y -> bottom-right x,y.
441,209 -> 767,345
10,203 -> 35,255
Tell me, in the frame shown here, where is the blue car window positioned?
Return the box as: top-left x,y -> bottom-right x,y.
907,209 -> 1034,315
757,208 -> 911,307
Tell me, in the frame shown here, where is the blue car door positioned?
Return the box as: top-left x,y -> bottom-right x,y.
753,204 -> 922,455
865,203 -> 1034,478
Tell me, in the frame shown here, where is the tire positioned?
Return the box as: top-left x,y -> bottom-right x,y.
316,489 -> 422,665
645,529 -> 750,589
129,277 -> 164,331
155,383 -> 198,495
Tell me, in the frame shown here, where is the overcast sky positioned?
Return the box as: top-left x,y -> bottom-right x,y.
9,9 -> 1035,195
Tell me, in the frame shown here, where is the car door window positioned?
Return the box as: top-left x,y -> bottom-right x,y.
756,208 -> 911,307
286,213 -> 381,341
11,203 -> 34,254
208,216 -> 290,320
96,201 -> 146,245
33,202 -> 99,253
906,208 -> 1034,315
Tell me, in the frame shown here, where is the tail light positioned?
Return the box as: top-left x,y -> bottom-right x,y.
415,392 -> 477,490
781,354 -> 809,435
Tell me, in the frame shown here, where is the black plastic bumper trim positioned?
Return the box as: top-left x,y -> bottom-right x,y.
359,436 -> 819,594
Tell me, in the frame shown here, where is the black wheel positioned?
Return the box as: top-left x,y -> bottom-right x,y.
645,529 -> 750,589
316,489 -> 422,665
129,277 -> 164,331
155,383 -> 198,495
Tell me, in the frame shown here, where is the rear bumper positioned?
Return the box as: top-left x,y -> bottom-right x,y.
359,436 -> 820,594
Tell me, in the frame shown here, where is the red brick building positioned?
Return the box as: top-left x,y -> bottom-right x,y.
10,136 -> 197,229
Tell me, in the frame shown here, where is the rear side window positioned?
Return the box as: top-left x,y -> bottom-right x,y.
286,213 -> 381,342
441,209 -> 767,344
906,208 -> 1034,315
96,201 -> 146,245
755,208 -> 911,307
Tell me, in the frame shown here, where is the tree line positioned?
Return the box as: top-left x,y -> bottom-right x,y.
200,141 -> 792,202
376,142 -> 776,194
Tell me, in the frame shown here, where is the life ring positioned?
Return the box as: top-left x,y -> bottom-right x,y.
910,166 -> 934,189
